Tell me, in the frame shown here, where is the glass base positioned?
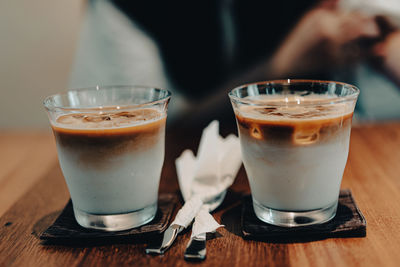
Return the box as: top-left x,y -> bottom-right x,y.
253,199 -> 337,227
73,203 -> 157,231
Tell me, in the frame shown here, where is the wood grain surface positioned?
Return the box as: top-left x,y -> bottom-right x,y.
1,122 -> 400,267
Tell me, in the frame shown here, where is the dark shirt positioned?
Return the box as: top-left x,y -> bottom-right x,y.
111,0 -> 316,99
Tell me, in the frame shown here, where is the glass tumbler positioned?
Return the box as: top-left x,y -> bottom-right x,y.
229,80 -> 359,227
44,86 -> 171,231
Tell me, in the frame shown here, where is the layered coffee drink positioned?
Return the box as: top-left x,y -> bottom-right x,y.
44,86 -> 170,231
230,81 -> 359,227
52,109 -> 165,218
236,95 -> 353,211
51,108 -> 166,229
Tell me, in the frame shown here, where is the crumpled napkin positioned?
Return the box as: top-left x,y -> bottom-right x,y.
171,120 -> 242,238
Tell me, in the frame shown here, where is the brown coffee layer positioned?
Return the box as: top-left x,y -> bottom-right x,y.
52,110 -> 166,168
236,112 -> 353,146
55,109 -> 162,129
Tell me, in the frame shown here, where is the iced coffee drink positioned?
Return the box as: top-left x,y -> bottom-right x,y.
44,86 -> 171,231
229,80 -> 359,227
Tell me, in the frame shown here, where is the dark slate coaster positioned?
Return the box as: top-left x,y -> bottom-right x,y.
40,194 -> 177,245
242,189 -> 366,241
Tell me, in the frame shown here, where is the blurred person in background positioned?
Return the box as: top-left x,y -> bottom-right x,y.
70,0 -> 400,129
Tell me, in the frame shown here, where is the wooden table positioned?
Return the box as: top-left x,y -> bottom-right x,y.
1,122 -> 400,267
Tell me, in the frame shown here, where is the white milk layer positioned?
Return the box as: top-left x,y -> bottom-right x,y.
240,127 -> 351,211
56,131 -> 164,214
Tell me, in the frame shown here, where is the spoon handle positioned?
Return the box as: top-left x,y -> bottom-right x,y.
184,232 -> 206,261
145,225 -> 183,255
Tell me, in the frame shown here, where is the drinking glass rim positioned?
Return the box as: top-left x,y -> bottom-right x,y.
228,79 -> 360,106
43,85 -> 172,112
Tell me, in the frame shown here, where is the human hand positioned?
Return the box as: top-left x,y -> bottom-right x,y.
269,7 -> 380,77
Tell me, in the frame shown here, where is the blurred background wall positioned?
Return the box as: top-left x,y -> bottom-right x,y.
0,0 -> 85,129
1,0 -> 399,129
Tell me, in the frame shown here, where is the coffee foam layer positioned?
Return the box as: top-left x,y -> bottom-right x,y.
237,95 -> 353,121
235,95 -> 353,146
54,108 -> 163,130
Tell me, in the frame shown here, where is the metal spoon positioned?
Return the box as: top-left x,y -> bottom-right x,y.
183,191 -> 226,261
145,224 -> 184,254
184,232 -> 206,261
145,191 -> 226,256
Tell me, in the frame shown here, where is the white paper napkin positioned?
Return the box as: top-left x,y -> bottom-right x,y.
171,121 -> 242,238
